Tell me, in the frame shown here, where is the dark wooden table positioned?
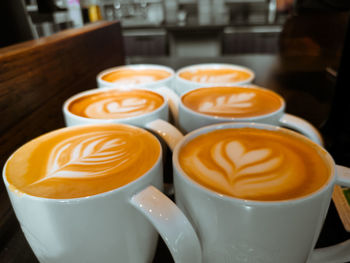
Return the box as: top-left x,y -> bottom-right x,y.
1,51 -> 350,262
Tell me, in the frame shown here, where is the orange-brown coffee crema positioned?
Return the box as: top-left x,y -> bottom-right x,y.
101,68 -> 171,84
5,125 -> 161,199
179,128 -> 330,201
179,68 -> 251,83
68,89 -> 164,119
182,86 -> 283,118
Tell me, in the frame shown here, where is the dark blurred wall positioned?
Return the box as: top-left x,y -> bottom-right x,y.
0,0 -> 34,48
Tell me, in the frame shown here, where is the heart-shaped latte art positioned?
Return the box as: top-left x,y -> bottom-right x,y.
185,139 -> 305,198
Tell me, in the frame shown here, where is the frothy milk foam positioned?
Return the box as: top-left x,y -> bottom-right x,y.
101,68 -> 171,85
68,89 -> 164,119
179,128 -> 330,201
5,125 -> 161,199
182,86 -> 283,118
179,68 -> 252,84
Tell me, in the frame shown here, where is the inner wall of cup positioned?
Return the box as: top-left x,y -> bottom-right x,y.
173,122 -> 335,204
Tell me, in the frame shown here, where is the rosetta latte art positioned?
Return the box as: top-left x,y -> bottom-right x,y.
101,68 -> 172,84
198,93 -> 255,114
181,87 -> 283,118
191,73 -> 238,83
33,132 -> 131,184
179,128 -> 330,201
5,125 -> 160,198
179,68 -> 252,83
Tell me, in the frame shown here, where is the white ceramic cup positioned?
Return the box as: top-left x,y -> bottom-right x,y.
175,63 -> 255,95
2,124 -> 201,263
97,64 -> 175,90
63,87 -> 182,150
171,85 -> 323,145
172,122 -> 350,263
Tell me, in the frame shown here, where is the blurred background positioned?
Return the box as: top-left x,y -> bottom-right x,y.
1,0 -> 288,58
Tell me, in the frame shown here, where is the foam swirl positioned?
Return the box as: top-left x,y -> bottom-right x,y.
31,131 -> 132,184
198,93 -> 255,114
101,68 -> 172,84
179,128 -> 330,201
69,90 -> 164,119
5,125 -> 160,199
179,68 -> 251,83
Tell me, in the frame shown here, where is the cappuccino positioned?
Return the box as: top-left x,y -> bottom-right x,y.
179,128 -> 330,201
68,89 -> 164,119
101,68 -> 171,85
179,68 -> 252,84
181,86 -> 283,118
5,124 -> 161,199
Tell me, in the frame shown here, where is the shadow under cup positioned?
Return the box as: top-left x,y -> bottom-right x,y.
173,122 -> 336,262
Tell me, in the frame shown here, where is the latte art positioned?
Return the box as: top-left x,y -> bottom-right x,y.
179,68 -> 251,84
68,89 -> 164,119
198,93 -> 256,114
179,128 -> 330,201
182,87 -> 283,118
101,68 -> 171,84
5,125 -> 160,199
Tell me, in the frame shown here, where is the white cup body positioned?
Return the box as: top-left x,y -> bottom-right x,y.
175,63 -> 255,95
97,64 -> 175,90
63,88 -> 169,128
3,133 -> 164,263
173,122 -> 336,263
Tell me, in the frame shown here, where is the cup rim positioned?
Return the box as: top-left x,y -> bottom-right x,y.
2,123 -> 163,203
179,85 -> 286,121
175,63 -> 255,85
97,64 -> 175,88
173,122 -> 336,206
63,87 -> 168,123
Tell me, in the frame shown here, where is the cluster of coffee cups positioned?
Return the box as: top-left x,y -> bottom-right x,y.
3,63 -> 350,263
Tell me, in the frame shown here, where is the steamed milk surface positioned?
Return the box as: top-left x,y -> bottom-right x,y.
5,125 -> 160,199
179,68 -> 251,83
182,86 -> 283,118
179,128 -> 330,201
101,68 -> 171,84
68,89 -> 164,119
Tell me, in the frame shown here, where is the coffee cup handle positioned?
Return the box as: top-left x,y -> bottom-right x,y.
145,119 -> 184,151
308,165 -> 350,263
279,113 -> 324,146
155,86 -> 180,125
130,185 -> 202,263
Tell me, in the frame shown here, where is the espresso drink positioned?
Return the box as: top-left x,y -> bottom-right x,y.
101,68 -> 172,85
5,125 -> 161,199
179,128 -> 330,201
68,89 -> 164,119
182,86 -> 283,118
179,68 -> 252,84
